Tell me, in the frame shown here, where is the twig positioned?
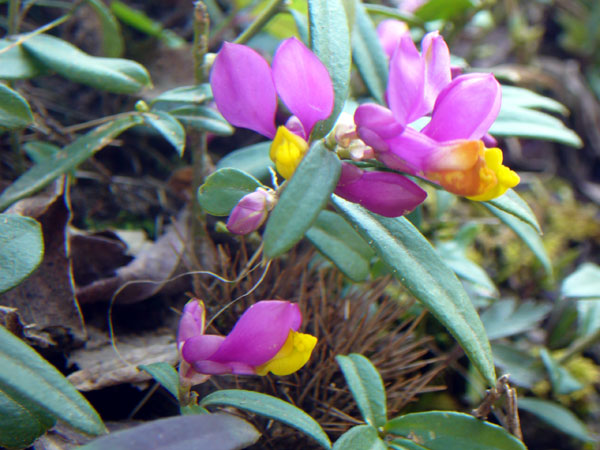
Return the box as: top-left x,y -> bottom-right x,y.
234,0 -> 287,45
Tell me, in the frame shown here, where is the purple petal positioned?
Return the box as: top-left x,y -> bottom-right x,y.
226,189 -> 271,235
387,34 -> 427,125
422,73 -> 501,141
376,19 -> 409,58
209,301 -> 302,366
272,37 -> 334,136
181,334 -> 225,363
177,299 -> 205,348
354,103 -> 404,152
334,163 -> 427,217
376,127 -> 438,174
421,31 -> 451,112
210,42 -> 277,138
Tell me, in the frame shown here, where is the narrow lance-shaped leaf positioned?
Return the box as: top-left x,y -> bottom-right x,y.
85,0 -> 125,57
200,390 -> 332,449
306,210 -> 374,282
0,115 -> 143,211
79,413 -> 260,450
483,203 -> 553,278
333,425 -> 387,450
143,111 -> 185,156
139,363 -> 180,401
561,263 -> 600,299
351,0 -> 388,103
336,354 -> 387,428
333,196 -> 496,387
518,397 -> 594,442
486,189 -> 541,234
308,0 -> 351,138
0,39 -> 46,80
0,84 -> 33,129
0,326 -> 106,439
0,214 -> 44,294
216,142 -> 274,181
263,141 -> 341,259
386,411 -> 527,450
22,34 -> 151,94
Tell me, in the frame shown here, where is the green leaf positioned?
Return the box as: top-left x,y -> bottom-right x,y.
263,142 -> 341,259
85,0 -> 125,57
481,299 -> 552,340
308,0 -> 351,138
362,4 -> 423,27
306,210 -> 374,281
389,439 -> 430,450
0,214 -> 44,294
501,85 -> 567,115
386,411 -> 526,450
490,105 -> 582,147
518,397 -> 594,442
486,189 -> 541,234
110,0 -> 186,48
200,390 -> 331,449
143,111 -> 185,156
216,142 -> 274,181
22,34 -> 151,94
0,38 -> 46,79
332,196 -> 496,387
151,84 -> 212,105
562,263 -> 600,299
336,354 -> 387,428
492,342 -> 545,389
139,362 -> 180,401
483,203 -> 552,277
169,105 -> 234,135
0,84 -> 33,129
577,300 -> 600,337
0,115 -> 143,211
414,0 -> 475,21
351,0 -> 388,103
435,240 -> 497,297
197,168 -> 262,216
0,387 -> 55,449
0,325 -> 106,438
79,413 -> 260,450
23,141 -> 61,164
333,425 -> 387,450
539,348 -> 584,396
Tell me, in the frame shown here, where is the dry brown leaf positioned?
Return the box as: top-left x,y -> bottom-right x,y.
67,331 -> 177,391
2,178 -> 85,345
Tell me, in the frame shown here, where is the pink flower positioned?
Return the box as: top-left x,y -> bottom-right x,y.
178,300 -> 317,378
211,37 -> 334,179
226,188 -> 275,235
355,31 -> 519,200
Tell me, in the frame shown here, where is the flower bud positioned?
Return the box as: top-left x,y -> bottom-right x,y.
226,188 -> 275,235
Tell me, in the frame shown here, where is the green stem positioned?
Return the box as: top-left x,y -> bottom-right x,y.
234,0 -> 287,45
557,327 -> 600,365
193,1 -> 210,84
8,0 -> 20,36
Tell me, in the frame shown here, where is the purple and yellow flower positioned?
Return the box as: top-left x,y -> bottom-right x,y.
355,30 -> 519,201
178,299 -> 317,378
211,37 -> 334,179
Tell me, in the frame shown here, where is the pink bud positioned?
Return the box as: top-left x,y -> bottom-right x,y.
226,188 -> 275,235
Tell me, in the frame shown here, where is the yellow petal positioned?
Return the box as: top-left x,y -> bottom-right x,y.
270,126 -> 309,179
255,330 -> 317,376
426,143 -> 519,200
466,147 -> 520,201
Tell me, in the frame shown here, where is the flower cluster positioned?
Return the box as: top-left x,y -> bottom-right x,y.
355,25 -> 520,202
177,299 -> 317,381
210,25 -> 519,232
